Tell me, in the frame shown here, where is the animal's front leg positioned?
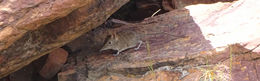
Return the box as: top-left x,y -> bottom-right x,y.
113,51 -> 120,56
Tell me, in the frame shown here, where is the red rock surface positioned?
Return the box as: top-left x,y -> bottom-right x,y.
58,69 -> 77,81
1,0 -> 260,81
186,0 -> 260,52
39,48 -> 68,79
0,0 -> 91,50
0,0 -> 129,78
61,0 -> 260,81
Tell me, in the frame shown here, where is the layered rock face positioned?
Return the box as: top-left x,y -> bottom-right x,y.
0,0 -> 129,78
1,0 -> 260,81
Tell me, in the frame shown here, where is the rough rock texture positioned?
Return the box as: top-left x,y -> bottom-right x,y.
0,0 -> 129,78
8,64 -> 34,81
162,0 -> 235,10
58,69 -> 77,81
40,48 -> 68,79
1,0 -> 260,80
61,0 -> 260,81
62,8 -> 212,81
186,0 -> 260,52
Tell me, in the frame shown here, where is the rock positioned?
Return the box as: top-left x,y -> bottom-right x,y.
62,8 -> 211,81
39,48 -> 68,79
162,0 -> 235,10
58,64 -> 88,81
9,64 -> 34,81
97,71 -> 180,81
58,69 -> 77,81
0,0 -> 129,78
0,55 -> 4,64
0,77 -> 9,81
61,0 -> 260,80
1,0 -> 260,80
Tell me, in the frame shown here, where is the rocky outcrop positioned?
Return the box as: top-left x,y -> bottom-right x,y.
39,48 -> 68,79
61,0 -> 260,81
0,0 -> 129,78
1,0 -> 260,81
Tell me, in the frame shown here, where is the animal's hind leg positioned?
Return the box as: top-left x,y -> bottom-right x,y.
135,41 -> 143,50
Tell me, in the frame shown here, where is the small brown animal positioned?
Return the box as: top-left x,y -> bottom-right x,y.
100,19 -> 185,56
100,30 -> 143,56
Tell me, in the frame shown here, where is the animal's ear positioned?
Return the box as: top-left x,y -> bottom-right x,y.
110,33 -> 114,39
110,32 -> 115,39
108,30 -> 114,38
108,29 -> 118,40
114,33 -> 118,41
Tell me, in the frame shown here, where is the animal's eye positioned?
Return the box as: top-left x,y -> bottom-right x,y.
108,41 -> 112,44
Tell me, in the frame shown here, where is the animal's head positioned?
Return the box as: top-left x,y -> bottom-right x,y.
100,34 -> 119,51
